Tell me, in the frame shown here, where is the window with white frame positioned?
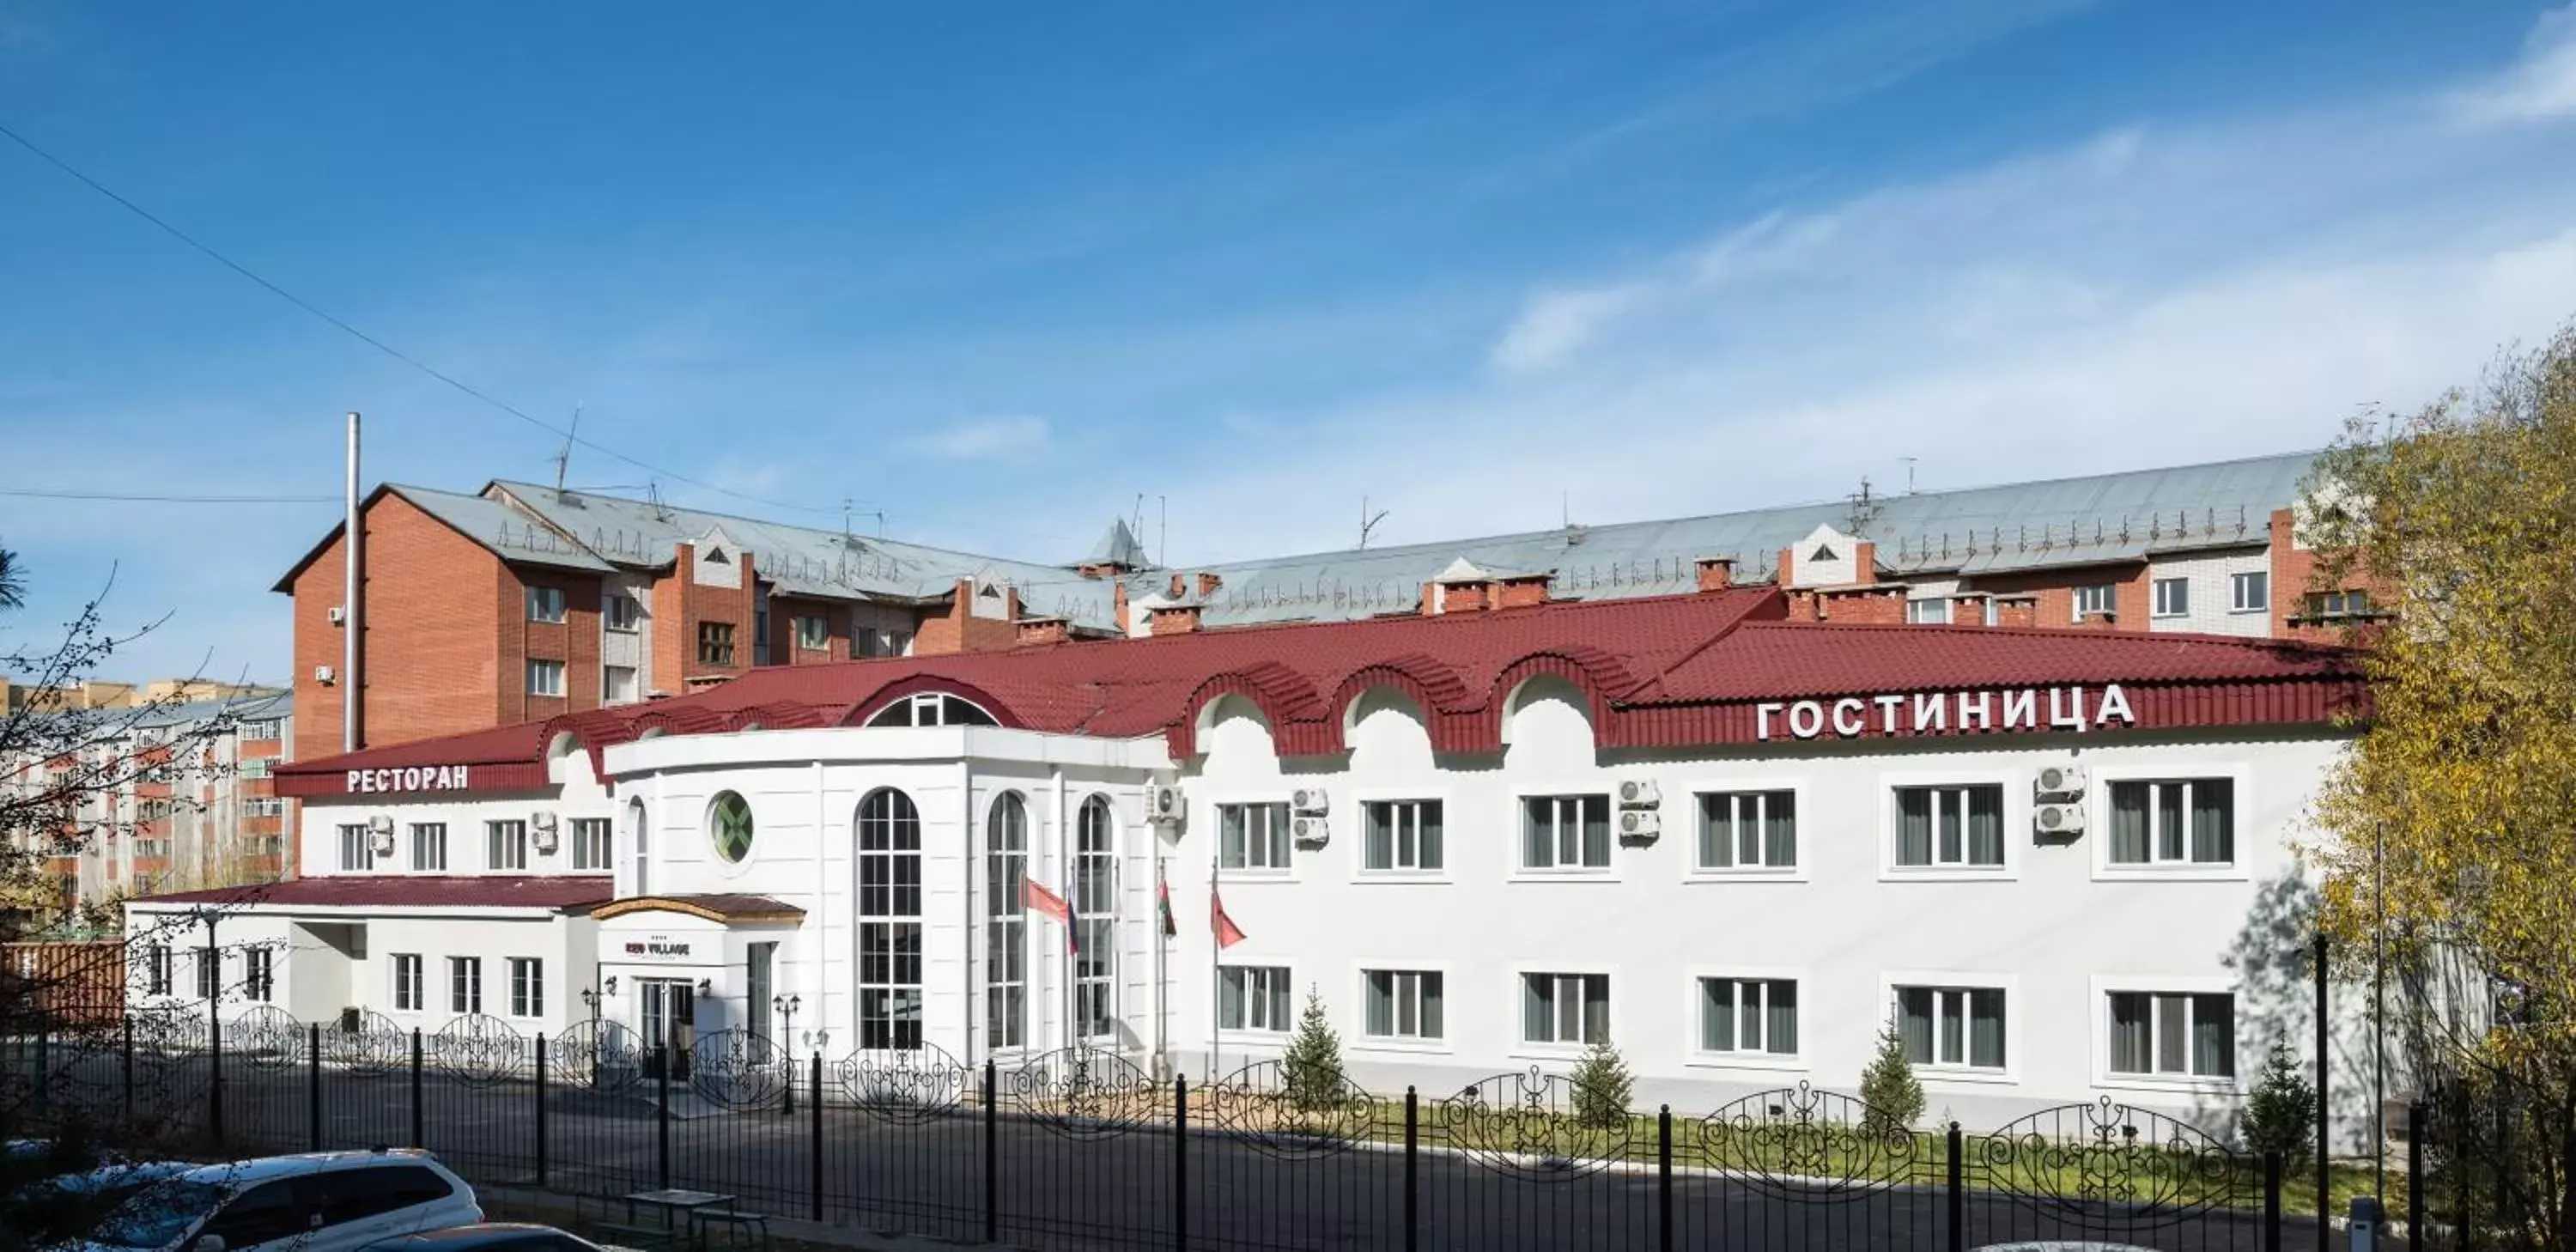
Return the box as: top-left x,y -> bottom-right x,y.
1219,965 -> 1292,1033
1893,785 -> 2005,868
858,788 -> 925,1050
1905,598 -> 1951,624
508,957 -> 544,1018
2153,577 -> 2190,617
603,666 -> 639,705
1362,800 -> 1443,872
794,615 -> 829,650
144,945 -> 171,996
525,586 -> 567,623
1073,795 -> 1117,1040
2073,583 -> 2118,619
392,954 -> 423,1012
1698,791 -> 1796,870
1364,969 -> 1443,1041
570,817 -> 611,871
2107,779 -> 2234,866
337,824 -> 375,871
526,659 -> 567,698
1218,801 -> 1291,871
2108,991 -> 2235,1079
244,947 -> 274,1003
1698,977 -> 1797,1056
410,823 -> 447,872
2306,589 -> 2372,619
240,796 -> 284,818
1522,972 -> 1609,1046
1521,795 -> 1611,870
237,757 -> 273,780
448,957 -> 483,1015
2230,571 -> 2269,613
1894,985 -> 2006,1070
239,718 -> 283,741
487,820 -> 529,872
985,793 -> 1028,1051
863,692 -> 998,727
605,592 -> 644,633
195,950 -> 220,1000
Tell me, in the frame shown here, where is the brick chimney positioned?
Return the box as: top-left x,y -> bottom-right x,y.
1197,572 -> 1224,598
1113,581 -> 1130,635
1694,556 -> 1737,593
1016,617 -> 1070,647
1150,604 -> 1202,635
1493,574 -> 1552,610
1949,593 -> 1992,627
1996,596 -> 2038,629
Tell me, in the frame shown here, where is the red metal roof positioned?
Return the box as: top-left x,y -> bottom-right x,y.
127,875 -> 614,912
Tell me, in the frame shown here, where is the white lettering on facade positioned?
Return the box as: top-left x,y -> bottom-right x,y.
1831,698 -> 1866,737
1912,692 -> 1947,732
1958,691 -> 1993,732
1787,701 -> 1826,739
2002,690 -> 2038,730
1748,684 -> 2147,740
1756,702 -> 1783,739
2048,686 -> 2087,731
344,764 -> 474,793
1874,695 -> 1905,734
2096,683 -> 2136,726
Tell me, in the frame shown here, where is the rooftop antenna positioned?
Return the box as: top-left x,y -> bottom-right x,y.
1846,476 -> 1879,533
1157,495 -> 1168,568
646,480 -> 671,523
551,403 -> 583,495
1899,457 -> 1917,495
1359,496 -> 1389,550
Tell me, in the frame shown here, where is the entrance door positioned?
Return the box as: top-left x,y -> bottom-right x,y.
639,979 -> 697,1079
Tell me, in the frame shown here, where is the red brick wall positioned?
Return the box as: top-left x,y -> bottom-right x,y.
1966,562 -> 2149,630
289,492 -> 508,764
1816,587 -> 1906,623
2267,507 -> 2397,642
1495,578 -> 1551,610
772,595 -> 852,666
501,566 -> 603,724
914,581 -> 1022,653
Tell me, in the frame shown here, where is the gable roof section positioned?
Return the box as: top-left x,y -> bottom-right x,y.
270,483 -> 612,593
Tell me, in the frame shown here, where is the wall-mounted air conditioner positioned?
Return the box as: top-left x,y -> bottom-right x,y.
1618,780 -> 1662,808
368,815 -> 395,856
327,606 -> 346,624
313,666 -> 335,685
2034,802 -> 2087,838
1291,815 -> 1329,847
2035,763 -> 2087,800
1144,782 -> 1186,826
1290,787 -> 1329,815
530,812 -> 559,854
1618,808 -> 1662,840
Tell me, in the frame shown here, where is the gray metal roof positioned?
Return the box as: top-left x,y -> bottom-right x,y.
1084,519 -> 1148,568
391,485 -> 614,573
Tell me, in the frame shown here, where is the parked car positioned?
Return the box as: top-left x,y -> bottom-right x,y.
361,1224 -> 631,1252
70,1149 -> 481,1252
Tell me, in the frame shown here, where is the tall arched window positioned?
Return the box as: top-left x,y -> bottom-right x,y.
1073,795 -> 1117,1041
857,788 -> 924,1050
627,798 -> 650,896
985,793 -> 1029,1051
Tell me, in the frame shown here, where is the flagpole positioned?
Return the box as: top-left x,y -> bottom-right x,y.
1208,858 -> 1220,1084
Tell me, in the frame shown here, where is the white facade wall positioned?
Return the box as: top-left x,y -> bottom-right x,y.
2146,547 -> 2272,637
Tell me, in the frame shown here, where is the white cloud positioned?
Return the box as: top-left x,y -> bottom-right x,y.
908,415 -> 1052,461
2451,3 -> 2576,125
1491,284 -> 1648,374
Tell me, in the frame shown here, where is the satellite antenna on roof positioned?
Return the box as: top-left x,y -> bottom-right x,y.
551,404 -> 583,495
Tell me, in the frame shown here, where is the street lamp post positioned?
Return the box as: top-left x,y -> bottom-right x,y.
191,908 -> 222,1148
774,995 -> 801,1115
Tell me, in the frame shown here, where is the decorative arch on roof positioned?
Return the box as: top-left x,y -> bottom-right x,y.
838,674 -> 1023,731
1478,648 -> 1637,752
1327,653 -> 1479,752
723,702 -> 829,735
1168,662 -> 1330,758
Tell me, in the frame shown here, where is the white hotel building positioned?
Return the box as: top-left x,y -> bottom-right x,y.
127,577 -> 2366,1133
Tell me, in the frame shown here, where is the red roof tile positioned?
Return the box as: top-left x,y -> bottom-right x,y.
128,875 -> 613,912
1631,621 -> 2359,703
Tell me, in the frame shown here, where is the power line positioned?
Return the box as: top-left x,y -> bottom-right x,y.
0,486 -> 337,504
0,119 -> 838,518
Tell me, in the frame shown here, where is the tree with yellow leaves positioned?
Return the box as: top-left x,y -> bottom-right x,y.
2304,319 -> 2576,1248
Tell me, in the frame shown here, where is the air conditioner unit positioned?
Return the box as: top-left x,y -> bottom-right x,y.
368,815 -> 394,835
531,825 -> 559,855
531,811 -> 559,834
2034,763 -> 2088,799
2034,802 -> 2087,837
327,606 -> 346,624
313,666 -> 336,685
1291,815 -> 1330,847
369,827 -> 396,856
1290,787 -> 1329,815
1617,779 -> 1662,808
1618,808 -> 1662,840
1144,782 -> 1186,825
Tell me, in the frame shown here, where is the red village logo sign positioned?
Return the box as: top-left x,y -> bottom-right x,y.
1753,684 -> 2138,740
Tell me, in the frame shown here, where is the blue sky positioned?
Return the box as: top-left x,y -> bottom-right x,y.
5,1 -> 2576,684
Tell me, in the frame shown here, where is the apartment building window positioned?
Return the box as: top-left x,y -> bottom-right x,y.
2152,577 -> 2190,618
448,957 -> 483,1015
2307,589 -> 2372,619
1522,973 -> 1609,1047
1895,985 -> 2006,1070
525,586 -> 567,623
196,950 -> 221,1000
2108,992 -> 2235,1079
1218,802 -> 1291,872
508,958 -> 544,1018
858,788 -> 925,1050
1905,597 -> 1951,625
487,820 -> 529,872
245,948 -> 275,1003
410,823 -> 447,872
605,593 -> 643,633
570,817 -> 611,871
1219,965 -> 1292,1033
1698,791 -> 1796,870
1073,796 -> 1118,1040
145,944 -> 172,996
1521,794 -> 1612,870
696,622 -> 736,666
237,757 -> 272,780
526,659 -> 567,699
240,796 -> 284,818
603,666 -> 639,704
1894,785 -> 2005,868
2230,571 -> 2269,613
337,824 -> 375,871
239,719 -> 283,741
392,954 -> 423,1012
794,615 -> 829,650
985,793 -> 1028,1051
2073,584 -> 2118,619
1364,970 -> 1443,1042
1699,977 -> 1798,1056
1362,800 -> 1443,872
2108,779 -> 2235,866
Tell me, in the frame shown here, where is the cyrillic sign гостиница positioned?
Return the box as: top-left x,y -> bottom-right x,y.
1753,684 -> 2136,740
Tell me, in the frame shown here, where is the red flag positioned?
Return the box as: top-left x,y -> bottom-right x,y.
1156,869 -> 1178,938
1211,883 -> 1246,950
1022,877 -> 1079,953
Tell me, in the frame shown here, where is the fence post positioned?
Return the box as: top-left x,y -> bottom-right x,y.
808,1053 -> 823,1223
2405,1103 -> 2423,1252
2264,1152 -> 2283,1252
409,1029 -> 424,1149
655,1044 -> 671,1193
1947,1122 -> 1965,1252
1656,1106 -> 1674,1252
982,1060 -> 999,1245
534,1032 -> 548,1188
2314,931 -> 2330,1252
207,1003 -> 223,1152
307,1023 -> 323,1151
1174,1075 -> 1189,1252
33,1027 -> 48,1123
120,1015 -> 134,1126
1403,1086 -> 1419,1252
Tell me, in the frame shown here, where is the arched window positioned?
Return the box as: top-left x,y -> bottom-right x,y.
1073,795 -> 1117,1041
857,788 -> 924,1050
708,792 -> 754,863
627,798 -> 650,896
985,793 -> 1029,1051
866,692 -> 999,728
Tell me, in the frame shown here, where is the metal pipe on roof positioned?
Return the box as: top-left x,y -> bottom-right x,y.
344,411 -> 363,753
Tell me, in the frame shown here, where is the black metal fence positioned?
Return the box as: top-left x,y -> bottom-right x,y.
2,1009 -> 2330,1252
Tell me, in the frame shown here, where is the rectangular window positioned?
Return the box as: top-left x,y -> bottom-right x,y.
2074,584 -> 2118,619
410,824 -> 447,872
603,665 -> 639,704
2152,577 -> 2190,617
508,957 -> 544,1018
240,796 -> 284,818
1521,794 -> 1612,870
1218,965 -> 1293,1033
525,586 -> 567,623
239,719 -> 283,741
1905,597 -> 1951,625
1362,800 -> 1444,872
794,615 -> 829,650
696,622 -> 736,666
526,659 -> 566,698
337,824 -> 375,871
1697,791 -> 1797,870
2306,589 -> 2372,619
2108,991 -> 2235,1079
245,948 -> 275,1003
1522,972 -> 1610,1046
196,949 -> 221,1000
1894,785 -> 2005,867
2230,571 -> 2269,613
1698,977 -> 1798,1056
392,954 -> 422,1012
236,757 -> 273,780
1364,969 -> 1444,1041
145,944 -> 172,996
448,957 -> 483,1015
570,817 -> 612,871
1895,985 -> 2007,1069
605,593 -> 643,633
486,820 -> 529,872
2107,779 -> 2235,866
1218,802 -> 1292,871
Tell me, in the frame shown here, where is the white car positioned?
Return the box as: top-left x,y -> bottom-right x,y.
75,1150 -> 482,1252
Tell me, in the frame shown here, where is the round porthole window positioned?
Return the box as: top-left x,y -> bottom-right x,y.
708,791 -> 754,863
